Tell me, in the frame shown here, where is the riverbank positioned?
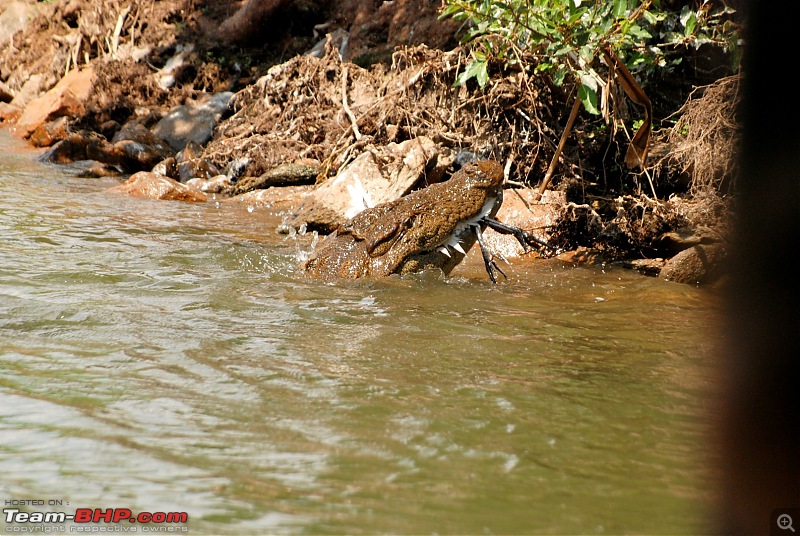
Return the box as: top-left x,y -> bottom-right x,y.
0,0 -> 740,285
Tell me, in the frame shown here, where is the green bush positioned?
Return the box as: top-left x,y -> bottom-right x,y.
440,0 -> 740,114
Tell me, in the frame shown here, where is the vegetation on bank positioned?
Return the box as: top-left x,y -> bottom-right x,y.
436,0 -> 742,259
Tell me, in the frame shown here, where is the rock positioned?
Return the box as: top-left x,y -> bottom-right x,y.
0,1 -> 37,46
29,116 -> 71,148
65,160 -> 123,179
151,157 -> 178,179
175,141 -> 220,182
14,67 -> 95,138
0,80 -> 14,103
186,175 -> 231,193
611,258 -> 667,277
284,136 -> 440,233
659,243 -> 727,285
557,247 -> 604,265
231,160 -> 321,195
39,131 -> 120,165
8,74 -> 45,111
152,91 -> 234,151
0,102 -> 21,123
108,172 -> 207,203
230,185 -> 314,214
481,189 -> 564,258
111,122 -> 173,171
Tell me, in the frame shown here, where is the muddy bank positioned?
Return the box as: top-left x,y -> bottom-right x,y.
0,0 -> 739,285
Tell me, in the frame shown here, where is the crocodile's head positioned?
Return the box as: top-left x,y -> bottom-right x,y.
300,159 -> 505,280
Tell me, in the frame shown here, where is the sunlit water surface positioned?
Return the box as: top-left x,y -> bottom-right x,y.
0,130 -> 721,534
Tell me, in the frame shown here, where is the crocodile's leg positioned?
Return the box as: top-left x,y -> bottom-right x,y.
474,225 -> 507,283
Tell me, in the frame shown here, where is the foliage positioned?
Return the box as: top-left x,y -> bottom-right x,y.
440,0 -> 741,114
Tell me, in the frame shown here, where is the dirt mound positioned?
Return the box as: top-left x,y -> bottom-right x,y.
204,43 -> 564,183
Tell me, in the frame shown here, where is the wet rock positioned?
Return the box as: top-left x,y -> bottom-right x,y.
108,172 -> 207,203
557,247 -> 604,265
232,160 -> 321,195
65,160 -> 123,179
481,189 -> 564,258
112,122 -> 173,171
612,258 -> 667,277
659,243 -> 727,285
285,136 -> 441,233
14,67 -> 94,138
151,157 -> 178,180
39,131 -> 120,165
175,141 -> 220,182
186,175 -> 231,194
152,91 -> 234,151
29,116 -> 71,148
230,185 -> 314,214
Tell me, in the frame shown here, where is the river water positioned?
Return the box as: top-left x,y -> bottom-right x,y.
0,129 -> 721,534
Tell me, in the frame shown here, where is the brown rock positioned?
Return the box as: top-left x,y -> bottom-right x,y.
659,243 -> 727,285
0,102 -> 21,123
108,172 -> 207,203
111,122 -> 173,171
228,185 -> 314,217
29,116 -> 71,148
557,247 -> 604,265
39,131 -> 121,165
186,175 -> 232,194
15,67 -> 94,138
175,141 -> 220,182
481,189 -> 564,258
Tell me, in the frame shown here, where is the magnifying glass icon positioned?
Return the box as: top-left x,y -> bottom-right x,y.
778,514 -> 796,532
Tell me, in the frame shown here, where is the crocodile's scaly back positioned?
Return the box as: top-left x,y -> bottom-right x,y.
300,160 -> 505,280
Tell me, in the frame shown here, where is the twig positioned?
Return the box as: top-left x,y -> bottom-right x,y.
341,66 -> 362,141
534,94 -> 581,202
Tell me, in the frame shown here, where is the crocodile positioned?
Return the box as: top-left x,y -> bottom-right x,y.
299,159 -> 550,282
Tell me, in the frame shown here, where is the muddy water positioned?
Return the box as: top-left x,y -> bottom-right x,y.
0,129 -> 721,534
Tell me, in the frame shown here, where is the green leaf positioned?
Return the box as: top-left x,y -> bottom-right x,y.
578,83 -> 600,115
454,59 -> 490,88
680,6 -> 697,36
